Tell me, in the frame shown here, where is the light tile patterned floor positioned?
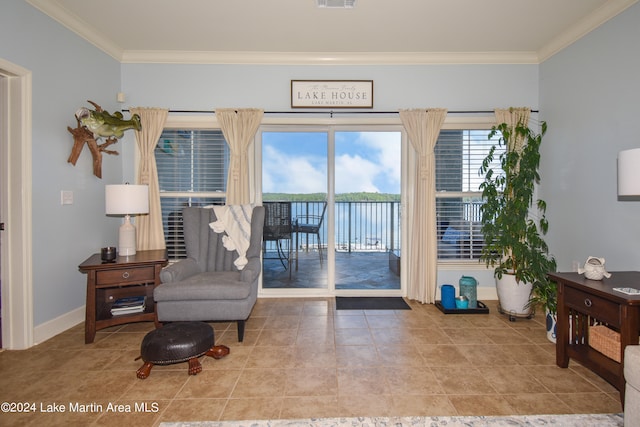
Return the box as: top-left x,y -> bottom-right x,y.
0,298 -> 622,426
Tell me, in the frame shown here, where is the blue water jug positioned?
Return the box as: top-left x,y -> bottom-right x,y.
441,284 -> 456,309
459,275 -> 478,308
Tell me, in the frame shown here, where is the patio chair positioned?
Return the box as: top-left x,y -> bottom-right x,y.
295,202 -> 327,267
263,201 -> 294,277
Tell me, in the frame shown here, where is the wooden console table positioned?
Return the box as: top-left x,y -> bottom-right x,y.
79,249 -> 168,344
549,271 -> 640,404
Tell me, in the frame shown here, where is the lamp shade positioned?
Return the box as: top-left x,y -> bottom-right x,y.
105,184 -> 149,215
618,148 -> 640,196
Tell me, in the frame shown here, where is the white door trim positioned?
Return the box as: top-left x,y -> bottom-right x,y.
0,58 -> 33,349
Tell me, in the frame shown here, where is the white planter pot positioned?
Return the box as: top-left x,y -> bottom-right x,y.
496,273 -> 533,319
545,309 -> 557,343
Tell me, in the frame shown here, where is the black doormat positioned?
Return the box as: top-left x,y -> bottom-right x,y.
335,297 -> 411,310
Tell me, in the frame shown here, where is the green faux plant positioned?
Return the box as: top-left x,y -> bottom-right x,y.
479,120 -> 557,312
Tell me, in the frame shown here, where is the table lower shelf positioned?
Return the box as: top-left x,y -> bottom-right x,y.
562,343 -> 624,391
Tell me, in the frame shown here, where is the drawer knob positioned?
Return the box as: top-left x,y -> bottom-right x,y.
584,298 -> 592,307
122,271 -> 130,279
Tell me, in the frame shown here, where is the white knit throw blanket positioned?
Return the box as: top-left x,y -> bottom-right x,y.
209,204 -> 253,270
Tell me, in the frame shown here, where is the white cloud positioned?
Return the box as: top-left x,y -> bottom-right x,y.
355,132 -> 401,190
335,153 -> 380,193
263,145 -> 326,193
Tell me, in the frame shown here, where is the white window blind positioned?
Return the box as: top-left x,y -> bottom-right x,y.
435,129 -> 503,260
155,129 -> 229,259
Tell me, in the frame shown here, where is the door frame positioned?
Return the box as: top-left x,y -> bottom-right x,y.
0,58 -> 33,349
256,119 -> 408,298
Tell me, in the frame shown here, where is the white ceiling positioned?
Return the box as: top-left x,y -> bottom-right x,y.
27,0 -> 638,64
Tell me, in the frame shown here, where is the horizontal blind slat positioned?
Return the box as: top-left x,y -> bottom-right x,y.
435,129 -> 503,260
156,128 -> 229,260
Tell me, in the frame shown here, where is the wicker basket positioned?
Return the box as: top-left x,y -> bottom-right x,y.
589,325 -> 621,362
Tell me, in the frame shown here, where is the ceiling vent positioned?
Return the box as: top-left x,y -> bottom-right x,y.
316,0 -> 357,8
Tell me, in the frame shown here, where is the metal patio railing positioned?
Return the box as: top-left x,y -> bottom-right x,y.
263,201 -> 402,255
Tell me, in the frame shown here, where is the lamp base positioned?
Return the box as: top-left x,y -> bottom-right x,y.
118,215 -> 137,256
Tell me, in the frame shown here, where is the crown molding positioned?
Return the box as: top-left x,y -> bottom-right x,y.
120,50 -> 539,65
537,0 -> 639,62
26,0 -> 123,61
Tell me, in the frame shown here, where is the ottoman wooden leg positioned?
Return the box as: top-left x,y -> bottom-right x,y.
137,362 -> 154,379
188,358 -> 203,375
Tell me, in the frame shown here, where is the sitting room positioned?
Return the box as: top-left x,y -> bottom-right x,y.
1,1 -> 640,426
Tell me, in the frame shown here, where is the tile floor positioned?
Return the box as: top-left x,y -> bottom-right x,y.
0,298 -> 622,427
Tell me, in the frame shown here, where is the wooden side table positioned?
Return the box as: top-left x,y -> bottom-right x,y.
79,249 -> 168,344
549,271 -> 640,405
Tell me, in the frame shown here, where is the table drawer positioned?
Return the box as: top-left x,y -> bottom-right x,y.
565,286 -> 620,325
96,266 -> 155,285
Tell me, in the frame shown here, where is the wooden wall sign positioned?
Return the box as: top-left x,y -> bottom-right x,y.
291,80 -> 373,108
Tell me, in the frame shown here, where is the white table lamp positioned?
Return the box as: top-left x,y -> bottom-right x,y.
618,148 -> 640,197
105,184 -> 149,256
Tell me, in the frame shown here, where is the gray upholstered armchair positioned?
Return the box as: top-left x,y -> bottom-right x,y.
154,205 -> 265,342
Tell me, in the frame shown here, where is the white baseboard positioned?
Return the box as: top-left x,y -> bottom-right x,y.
33,305 -> 84,345
477,286 -> 498,301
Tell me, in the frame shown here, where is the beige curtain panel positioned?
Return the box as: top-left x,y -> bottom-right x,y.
400,108 -> 448,304
131,107 -> 169,251
216,108 -> 264,205
495,107 -> 530,154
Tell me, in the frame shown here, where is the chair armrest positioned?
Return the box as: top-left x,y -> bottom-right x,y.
240,256 -> 261,284
160,258 -> 201,283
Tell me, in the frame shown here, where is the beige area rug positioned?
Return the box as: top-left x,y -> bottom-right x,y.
160,413 -> 624,427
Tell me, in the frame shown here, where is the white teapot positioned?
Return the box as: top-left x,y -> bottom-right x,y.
578,256 -> 611,280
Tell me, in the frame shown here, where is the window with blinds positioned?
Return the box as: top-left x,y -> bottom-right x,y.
155,129 -> 229,259
435,129 -> 503,260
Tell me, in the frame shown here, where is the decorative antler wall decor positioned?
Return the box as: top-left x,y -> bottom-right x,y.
67,100 -> 141,178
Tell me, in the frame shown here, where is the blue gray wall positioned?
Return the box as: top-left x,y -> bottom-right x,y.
1,0 -> 122,327
540,2 -> 640,272
121,63 -> 538,112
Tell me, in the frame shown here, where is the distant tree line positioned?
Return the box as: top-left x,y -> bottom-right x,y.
263,192 -> 400,202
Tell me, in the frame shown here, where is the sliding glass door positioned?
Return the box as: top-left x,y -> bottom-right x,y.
259,126 -> 403,296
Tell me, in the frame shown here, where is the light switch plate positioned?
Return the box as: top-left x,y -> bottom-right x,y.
61,190 -> 73,205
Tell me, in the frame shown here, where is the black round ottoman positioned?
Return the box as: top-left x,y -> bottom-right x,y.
136,322 -> 229,379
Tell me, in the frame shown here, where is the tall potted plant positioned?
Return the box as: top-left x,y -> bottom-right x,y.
479,120 -> 557,321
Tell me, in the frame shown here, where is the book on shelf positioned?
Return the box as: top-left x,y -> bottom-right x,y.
111,306 -> 145,316
110,295 -> 145,315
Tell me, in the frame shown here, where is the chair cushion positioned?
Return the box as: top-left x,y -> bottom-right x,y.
154,271 -> 251,302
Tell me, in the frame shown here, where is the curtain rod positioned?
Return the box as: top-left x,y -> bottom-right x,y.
121,109 -> 539,115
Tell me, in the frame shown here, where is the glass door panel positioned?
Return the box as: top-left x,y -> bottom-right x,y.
334,131 -> 401,292
262,131 -> 328,290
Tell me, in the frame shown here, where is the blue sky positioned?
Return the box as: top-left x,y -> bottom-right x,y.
262,131 -> 401,195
